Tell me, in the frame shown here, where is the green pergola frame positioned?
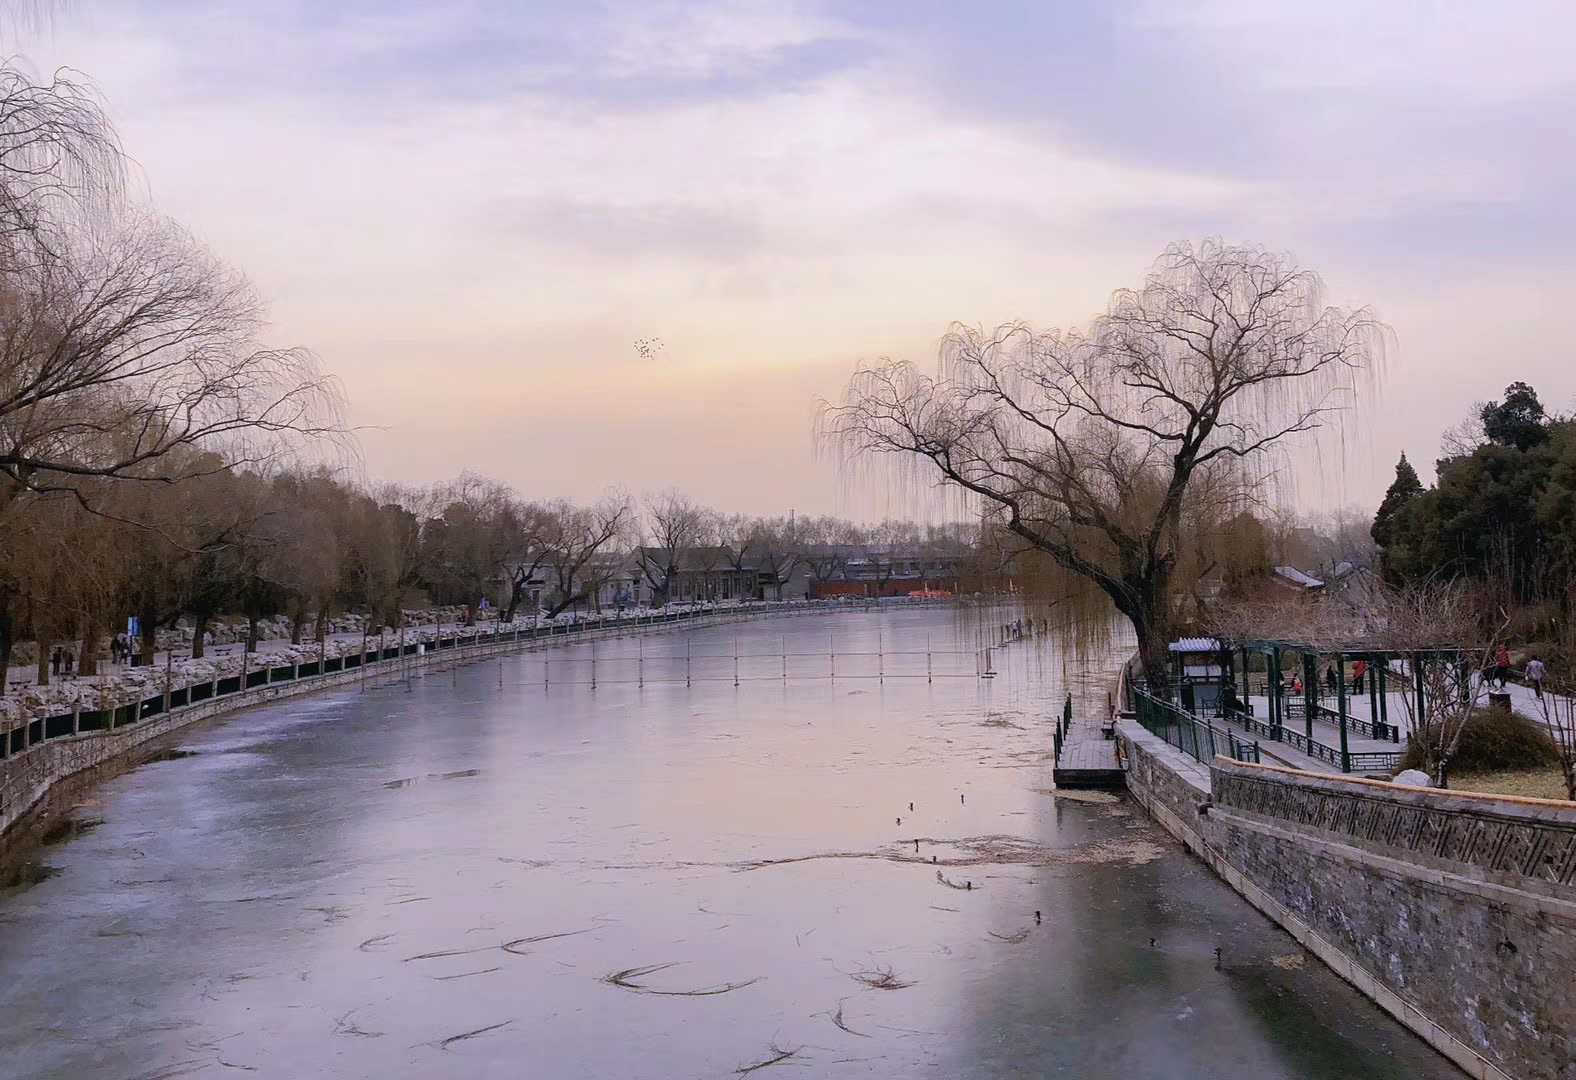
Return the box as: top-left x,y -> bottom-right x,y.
1216,639 -> 1466,774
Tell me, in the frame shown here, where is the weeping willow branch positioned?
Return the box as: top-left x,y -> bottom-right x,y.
819,239 -> 1386,692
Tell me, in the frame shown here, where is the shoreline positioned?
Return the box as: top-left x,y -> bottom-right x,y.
2,599 -> 941,858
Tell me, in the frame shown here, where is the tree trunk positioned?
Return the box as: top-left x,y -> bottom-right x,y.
140,602 -> 157,666
0,591 -> 13,688
78,617 -> 101,677
192,614 -> 209,659
36,630 -> 52,687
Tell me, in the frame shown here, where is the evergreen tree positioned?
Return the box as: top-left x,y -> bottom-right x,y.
1480,381 -> 1548,451
1371,453 -> 1423,549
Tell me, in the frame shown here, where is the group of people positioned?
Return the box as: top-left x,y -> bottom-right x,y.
1279,649 -> 1552,702
109,632 -> 140,665
44,633 -> 142,679
1491,644 -> 1549,700
1289,660 -> 1371,697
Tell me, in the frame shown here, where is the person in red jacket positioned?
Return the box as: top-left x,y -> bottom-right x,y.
1351,659 -> 1367,695
1493,644 -> 1511,690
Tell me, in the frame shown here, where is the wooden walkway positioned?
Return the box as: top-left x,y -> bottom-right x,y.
1053,713 -> 1125,789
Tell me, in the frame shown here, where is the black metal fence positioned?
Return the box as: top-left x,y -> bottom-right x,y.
1133,689 -> 1260,765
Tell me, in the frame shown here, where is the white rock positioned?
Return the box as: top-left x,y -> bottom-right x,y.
1392,768 -> 1432,787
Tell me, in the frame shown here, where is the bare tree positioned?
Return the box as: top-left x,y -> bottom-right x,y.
545,492 -> 633,618
0,61 -> 124,260
0,216 -> 344,525
1532,682 -> 1576,801
637,489 -> 708,607
1378,581 -> 1507,788
755,517 -> 803,601
822,240 -> 1384,692
497,495 -> 560,622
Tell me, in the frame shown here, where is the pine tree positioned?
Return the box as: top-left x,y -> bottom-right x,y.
1371,453 -> 1423,548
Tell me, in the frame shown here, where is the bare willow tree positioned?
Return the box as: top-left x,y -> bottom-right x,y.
822,240 -> 1384,692
0,216 -> 343,523
0,61 -> 124,260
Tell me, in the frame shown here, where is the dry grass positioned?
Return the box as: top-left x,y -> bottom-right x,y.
439,1020 -> 511,1051
736,1040 -> 802,1075
849,964 -> 915,990
825,999 -> 871,1038
1449,767 -> 1570,802
602,962 -> 762,996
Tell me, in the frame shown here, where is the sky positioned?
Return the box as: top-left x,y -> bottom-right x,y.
20,0 -> 1576,518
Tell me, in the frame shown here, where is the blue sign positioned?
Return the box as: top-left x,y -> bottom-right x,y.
128,616 -> 140,637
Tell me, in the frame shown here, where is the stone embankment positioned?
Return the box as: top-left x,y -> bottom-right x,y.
1119,719 -> 1576,1080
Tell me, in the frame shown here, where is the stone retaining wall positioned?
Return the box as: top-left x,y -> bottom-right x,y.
1119,724 -> 1576,1080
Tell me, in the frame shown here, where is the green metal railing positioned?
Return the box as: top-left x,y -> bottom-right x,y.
1133,689 -> 1259,765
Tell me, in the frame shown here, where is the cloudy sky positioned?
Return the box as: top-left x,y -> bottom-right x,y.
24,1 -> 1576,517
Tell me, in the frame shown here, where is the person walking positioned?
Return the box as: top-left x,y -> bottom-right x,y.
1352,658 -> 1367,696
1526,655 -> 1547,701
1494,644 -> 1511,690
1325,665 -> 1338,695
50,646 -> 61,677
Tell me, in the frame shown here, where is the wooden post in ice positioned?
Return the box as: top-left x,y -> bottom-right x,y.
638,637 -> 644,688
927,634 -> 933,685
734,636 -> 739,687
686,636 -> 692,688
591,639 -> 597,690
878,627 -> 884,685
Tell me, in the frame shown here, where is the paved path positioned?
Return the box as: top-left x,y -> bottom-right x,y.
2,626 -> 442,693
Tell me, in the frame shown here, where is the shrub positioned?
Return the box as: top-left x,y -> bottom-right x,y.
1398,705 -> 1558,775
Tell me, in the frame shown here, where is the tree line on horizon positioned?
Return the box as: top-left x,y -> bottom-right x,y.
0,34 -> 982,687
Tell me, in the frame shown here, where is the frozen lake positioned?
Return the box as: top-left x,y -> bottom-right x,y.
0,608 -> 1461,1078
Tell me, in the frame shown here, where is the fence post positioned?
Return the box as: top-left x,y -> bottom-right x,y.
72,702 -> 80,736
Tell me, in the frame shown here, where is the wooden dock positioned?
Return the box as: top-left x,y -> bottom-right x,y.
1052,713 -> 1126,789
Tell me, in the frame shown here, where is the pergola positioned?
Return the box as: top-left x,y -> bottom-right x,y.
1208,638 -> 1467,774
